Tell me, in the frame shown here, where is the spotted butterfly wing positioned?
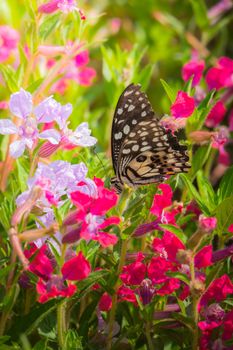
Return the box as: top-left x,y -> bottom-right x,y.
111,84 -> 190,193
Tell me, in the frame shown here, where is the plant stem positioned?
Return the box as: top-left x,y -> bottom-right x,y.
145,321 -> 154,350
107,238 -> 128,350
57,301 -> 66,349
189,257 -> 199,350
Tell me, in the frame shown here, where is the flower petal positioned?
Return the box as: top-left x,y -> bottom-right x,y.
9,140 -> 26,158
170,91 -> 195,118
9,89 -> 33,119
39,129 -> 61,144
0,119 -> 18,134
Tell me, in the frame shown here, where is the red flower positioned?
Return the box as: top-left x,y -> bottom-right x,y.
205,101 -> 226,128
182,59 -> 205,86
200,274 -> 233,308
27,244 -> 53,280
117,285 -> 137,304
99,292 -> 112,312
170,91 -> 195,118
37,276 -> 77,303
194,245 -> 213,269
222,309 -> 233,340
152,231 -> 185,262
206,56 -> 233,90
61,252 -> 91,281
120,253 -> 146,285
70,178 -> 119,247
150,184 -> 173,218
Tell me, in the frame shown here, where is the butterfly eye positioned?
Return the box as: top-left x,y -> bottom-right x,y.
136,155 -> 147,162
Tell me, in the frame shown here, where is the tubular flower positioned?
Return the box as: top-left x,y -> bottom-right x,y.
206,56 -> 233,90
182,59 -> 205,87
0,25 -> 19,63
170,91 -> 195,118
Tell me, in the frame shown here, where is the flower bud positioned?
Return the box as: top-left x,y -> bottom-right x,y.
205,303 -> 225,322
199,215 -> 217,233
138,279 -> 155,305
190,279 -> 205,296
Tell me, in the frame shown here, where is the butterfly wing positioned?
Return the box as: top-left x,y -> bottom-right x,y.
111,83 -> 154,174
118,118 -> 190,187
111,83 -> 190,191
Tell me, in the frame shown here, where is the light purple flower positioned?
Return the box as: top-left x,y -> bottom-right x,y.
0,89 -> 75,158
16,160 -> 97,211
62,122 -> 97,147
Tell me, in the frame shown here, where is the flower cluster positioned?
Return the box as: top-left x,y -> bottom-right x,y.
0,89 -> 96,158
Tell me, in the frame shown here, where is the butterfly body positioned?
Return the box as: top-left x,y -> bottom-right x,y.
111,84 -> 190,193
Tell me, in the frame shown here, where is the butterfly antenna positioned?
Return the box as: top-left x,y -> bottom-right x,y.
92,146 -> 107,174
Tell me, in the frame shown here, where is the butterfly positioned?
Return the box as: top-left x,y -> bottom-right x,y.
110,83 -> 191,194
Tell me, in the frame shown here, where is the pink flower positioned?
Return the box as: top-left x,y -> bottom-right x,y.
26,244 -> 54,280
0,101 -> 8,110
99,292 -> 112,312
61,252 -> 91,281
228,224 -> 233,233
170,91 -> 195,118
150,184 -> 173,218
152,231 -> 185,262
120,253 -> 146,285
69,178 -> 119,247
198,215 -> 217,233
37,276 -> 77,303
200,274 -> 233,308
194,245 -> 213,269
205,101 -> 226,128
222,309 -> 233,340
206,56 -> 233,90
38,0 -> 77,14
117,285 -> 137,304
0,25 -> 19,63
182,59 -> 205,86
49,49 -> 96,93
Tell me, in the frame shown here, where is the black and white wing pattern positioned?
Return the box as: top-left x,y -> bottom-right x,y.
111,84 -> 190,193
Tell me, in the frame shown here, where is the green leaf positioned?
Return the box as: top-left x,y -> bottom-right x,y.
171,313 -> 195,331
0,65 -> 18,92
218,166 -> 233,202
27,78 -> 44,93
64,330 -> 83,350
166,271 -> 190,285
216,196 -> 233,234
38,312 -> 56,340
160,79 -> 176,103
191,145 -> 211,177
39,14 -> 60,40
8,300 -> 56,339
32,340 -> 48,350
189,0 -> 209,29
137,64 -> 154,91
179,174 -> 210,215
16,159 -> 29,192
196,171 -> 217,212
159,224 -> 187,244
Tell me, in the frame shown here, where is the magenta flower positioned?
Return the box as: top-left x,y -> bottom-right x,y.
199,274 -> 233,308
0,25 -> 19,63
205,101 -> 226,128
61,251 -> 91,281
206,56 -> 233,90
69,178 -> 119,247
48,50 -> 96,94
37,276 -> 77,303
150,184 -> 172,218
99,292 -> 112,312
198,215 -> 217,233
25,244 -> 54,280
208,0 -> 233,23
120,253 -> 146,285
182,59 -> 205,86
38,0 -> 77,14
170,91 -> 195,118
